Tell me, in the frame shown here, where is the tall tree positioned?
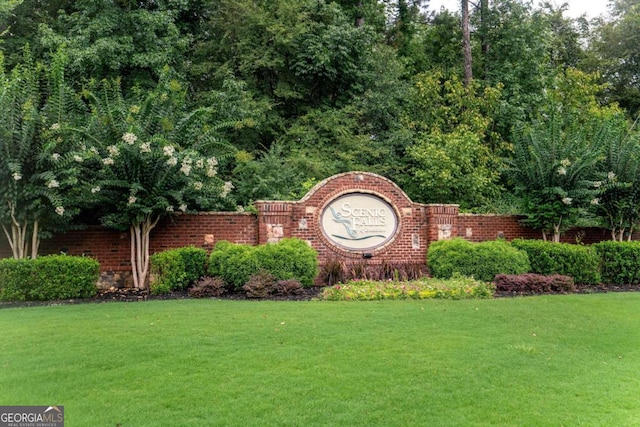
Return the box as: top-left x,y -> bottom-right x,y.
462,0 -> 473,85
0,48 -> 82,258
79,72 -> 238,289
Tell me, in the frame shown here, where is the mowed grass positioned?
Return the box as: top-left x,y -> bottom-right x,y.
1,294 -> 640,426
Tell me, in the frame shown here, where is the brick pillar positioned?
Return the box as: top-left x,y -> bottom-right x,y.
425,204 -> 459,245
254,201 -> 294,244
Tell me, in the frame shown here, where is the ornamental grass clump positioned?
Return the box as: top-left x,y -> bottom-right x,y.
321,275 -> 494,301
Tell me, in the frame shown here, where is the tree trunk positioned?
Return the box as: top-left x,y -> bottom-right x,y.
130,215 -> 160,289
2,201 -> 36,259
462,0 -> 473,86
480,0 -> 489,56
355,1 -> 365,27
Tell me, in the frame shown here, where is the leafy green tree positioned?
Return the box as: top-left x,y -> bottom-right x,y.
587,0 -> 640,117
593,115 -> 640,240
401,71 -> 504,207
0,48 -> 81,258
78,72 -> 238,289
35,0 -> 191,88
508,115 -> 602,242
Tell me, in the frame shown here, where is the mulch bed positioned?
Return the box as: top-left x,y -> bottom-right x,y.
1,283 -> 638,309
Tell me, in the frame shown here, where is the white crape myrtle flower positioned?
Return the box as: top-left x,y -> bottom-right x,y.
47,180 -> 60,188
206,168 -> 217,177
55,206 -> 65,216
591,198 -> 600,205
560,159 -> 571,167
140,142 -> 151,153
74,154 -> 84,163
166,156 -> 178,166
12,172 -> 22,181
107,145 -> 120,157
562,197 -> 572,205
557,166 -> 567,176
179,204 -> 187,212
91,186 -> 101,194
180,159 -> 192,176
50,123 -> 61,130
608,171 -> 616,180
102,157 -> 115,165
128,195 -> 137,205
52,153 -> 61,161
163,145 -> 175,157
166,205 -> 174,212
195,159 -> 204,169
90,147 -> 99,155
193,181 -> 203,191
221,181 -> 234,198
122,132 -> 138,145
593,181 -> 602,188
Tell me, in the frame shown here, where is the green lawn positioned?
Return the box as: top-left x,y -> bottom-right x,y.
1,294 -> 640,426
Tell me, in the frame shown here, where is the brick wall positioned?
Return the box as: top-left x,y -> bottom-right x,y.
0,172 -> 626,287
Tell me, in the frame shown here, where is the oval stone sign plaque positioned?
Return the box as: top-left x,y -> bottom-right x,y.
320,193 -> 399,251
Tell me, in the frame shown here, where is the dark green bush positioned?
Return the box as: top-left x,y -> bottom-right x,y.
0,255 -> 99,301
207,241 -> 260,291
427,238 -> 530,282
208,238 -> 318,290
256,238 -> 318,287
150,246 -> 208,295
593,241 -> 640,285
511,239 -> 600,285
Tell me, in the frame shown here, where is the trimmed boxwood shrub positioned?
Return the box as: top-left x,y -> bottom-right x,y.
0,255 -> 99,301
427,238 -> 530,282
208,238 -> 318,290
593,241 -> 640,285
208,241 -> 260,291
511,239 -> 600,285
150,246 -> 208,295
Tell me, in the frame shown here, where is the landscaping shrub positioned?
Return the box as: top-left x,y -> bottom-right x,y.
273,279 -> 303,296
188,276 -> 227,298
494,274 -> 576,295
511,239 -> 600,285
208,238 -> 318,290
241,271 -> 304,298
0,255 -> 99,301
321,275 -> 494,301
150,246 -> 207,295
255,238 -> 318,287
243,270 -> 277,298
593,241 -> 640,285
208,241 -> 260,291
317,258 -> 427,286
427,238 -> 530,282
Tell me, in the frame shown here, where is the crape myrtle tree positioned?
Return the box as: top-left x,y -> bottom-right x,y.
79,70 -> 238,289
0,48 -> 83,258
593,114 -> 640,240
508,114 -> 601,242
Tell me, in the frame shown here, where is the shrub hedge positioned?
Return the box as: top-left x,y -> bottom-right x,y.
208,238 -> 318,290
427,238 -> 530,282
149,246 -> 208,295
0,255 -> 99,301
511,239 -> 600,285
593,241 -> 640,285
